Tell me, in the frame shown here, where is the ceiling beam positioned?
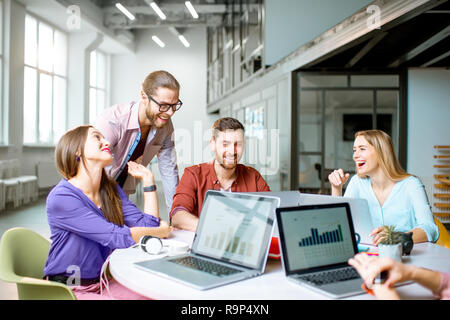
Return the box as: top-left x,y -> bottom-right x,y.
300,0 -> 446,70
107,23 -> 216,29
105,15 -> 223,29
55,0 -> 136,53
345,31 -> 387,67
420,49 -> 450,67
388,25 -> 450,67
425,10 -> 450,13
103,4 -> 228,15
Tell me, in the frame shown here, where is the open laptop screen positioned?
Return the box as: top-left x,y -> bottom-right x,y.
277,203 -> 358,274
192,191 -> 279,270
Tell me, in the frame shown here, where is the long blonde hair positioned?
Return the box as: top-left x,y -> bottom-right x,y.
354,130 -> 410,181
55,125 -> 125,226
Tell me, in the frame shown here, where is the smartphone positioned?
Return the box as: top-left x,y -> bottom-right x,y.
374,271 -> 388,284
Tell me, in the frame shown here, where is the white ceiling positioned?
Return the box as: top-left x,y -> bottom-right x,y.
16,0 -> 134,54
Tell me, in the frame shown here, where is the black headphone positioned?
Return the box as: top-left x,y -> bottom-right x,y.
139,235 -> 163,255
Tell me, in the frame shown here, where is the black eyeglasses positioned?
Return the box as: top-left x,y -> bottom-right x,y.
149,96 -> 183,112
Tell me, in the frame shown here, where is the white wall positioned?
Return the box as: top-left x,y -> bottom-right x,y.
109,27 -> 218,219
264,0 -> 372,66
407,68 -> 450,198
110,27 -> 218,175
217,74 -> 292,192
67,32 -> 100,129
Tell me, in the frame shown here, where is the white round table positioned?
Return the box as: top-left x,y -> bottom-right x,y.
109,230 -> 450,300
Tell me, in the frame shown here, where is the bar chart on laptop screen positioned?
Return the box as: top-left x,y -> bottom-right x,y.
299,225 -> 344,247
196,195 -> 271,268
294,222 -> 352,262
282,208 -> 355,269
203,226 -> 255,258
296,222 -> 351,259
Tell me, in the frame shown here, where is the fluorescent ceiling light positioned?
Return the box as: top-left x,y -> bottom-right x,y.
115,3 -> 135,21
149,2 -> 167,20
185,1 -> 199,19
178,35 -> 190,48
152,35 -> 165,48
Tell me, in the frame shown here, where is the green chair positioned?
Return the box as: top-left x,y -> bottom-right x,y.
0,227 -> 76,300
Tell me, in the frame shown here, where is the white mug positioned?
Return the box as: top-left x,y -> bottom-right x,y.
166,240 -> 189,256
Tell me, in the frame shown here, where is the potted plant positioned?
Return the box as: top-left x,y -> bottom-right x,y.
377,225 -> 411,261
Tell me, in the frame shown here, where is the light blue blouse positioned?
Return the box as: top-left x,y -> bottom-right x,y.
344,175 -> 439,242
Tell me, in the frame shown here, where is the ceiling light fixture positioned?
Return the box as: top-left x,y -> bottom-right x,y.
178,35 -> 191,48
185,1 -> 199,19
152,35 -> 166,48
149,2 -> 167,20
115,3 -> 135,21
169,27 -> 191,48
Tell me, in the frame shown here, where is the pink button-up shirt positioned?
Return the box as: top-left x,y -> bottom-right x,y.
94,101 -> 179,209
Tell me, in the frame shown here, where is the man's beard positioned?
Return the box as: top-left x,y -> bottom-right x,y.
216,153 -> 238,170
219,162 -> 236,170
146,108 -> 167,129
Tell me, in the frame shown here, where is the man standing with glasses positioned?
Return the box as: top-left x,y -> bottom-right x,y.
95,70 -> 181,210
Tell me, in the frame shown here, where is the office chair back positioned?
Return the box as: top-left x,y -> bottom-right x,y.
435,218 -> 450,249
0,227 -> 76,300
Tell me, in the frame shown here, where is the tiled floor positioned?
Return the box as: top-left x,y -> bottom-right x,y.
0,182 -> 168,300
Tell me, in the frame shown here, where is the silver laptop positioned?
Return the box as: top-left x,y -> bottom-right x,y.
245,191 -> 302,237
299,194 -> 374,244
276,203 -> 365,299
246,191 -> 301,208
134,190 -> 280,290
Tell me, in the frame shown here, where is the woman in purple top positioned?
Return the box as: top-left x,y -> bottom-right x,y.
44,125 -> 170,299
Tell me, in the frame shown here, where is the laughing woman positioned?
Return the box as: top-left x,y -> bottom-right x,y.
43,125 -> 171,300
328,130 -> 438,245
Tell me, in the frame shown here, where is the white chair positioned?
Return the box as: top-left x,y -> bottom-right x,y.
0,160 -> 22,208
10,159 -> 38,205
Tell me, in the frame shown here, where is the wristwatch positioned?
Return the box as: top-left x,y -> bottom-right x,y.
143,185 -> 157,192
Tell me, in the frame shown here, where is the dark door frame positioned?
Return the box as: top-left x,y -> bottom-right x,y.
290,68 -> 408,191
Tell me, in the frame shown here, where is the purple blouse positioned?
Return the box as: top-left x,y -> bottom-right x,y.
43,179 -> 160,279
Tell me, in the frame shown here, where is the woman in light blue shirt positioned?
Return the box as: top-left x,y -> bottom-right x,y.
328,130 -> 438,244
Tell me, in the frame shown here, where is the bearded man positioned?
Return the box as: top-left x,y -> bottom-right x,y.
95,71 -> 181,210
169,117 -> 271,231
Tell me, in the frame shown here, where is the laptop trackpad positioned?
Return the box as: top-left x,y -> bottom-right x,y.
320,278 -> 364,295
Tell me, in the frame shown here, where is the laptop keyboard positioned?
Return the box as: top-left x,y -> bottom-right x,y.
297,267 -> 360,286
169,256 -> 242,277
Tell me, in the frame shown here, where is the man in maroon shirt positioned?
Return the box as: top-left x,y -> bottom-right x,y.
170,117 -> 271,231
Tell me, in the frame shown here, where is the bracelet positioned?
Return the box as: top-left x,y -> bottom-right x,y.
143,185 -> 157,192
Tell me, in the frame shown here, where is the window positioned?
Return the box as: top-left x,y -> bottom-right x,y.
89,50 -> 108,124
0,1 -> 4,144
23,14 -> 67,145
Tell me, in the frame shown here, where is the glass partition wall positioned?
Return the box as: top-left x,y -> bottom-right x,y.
294,72 -> 402,194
